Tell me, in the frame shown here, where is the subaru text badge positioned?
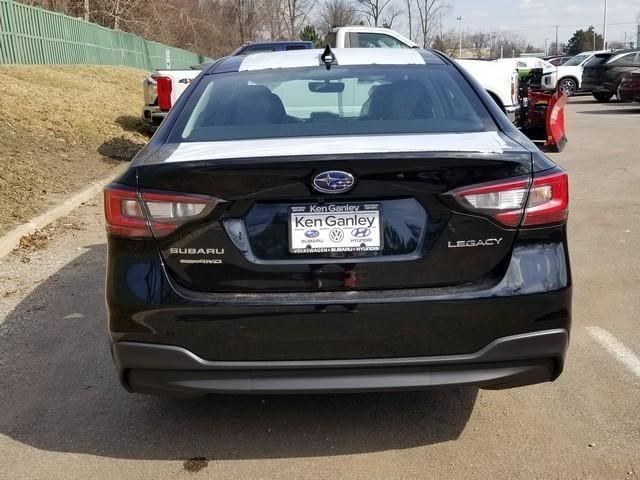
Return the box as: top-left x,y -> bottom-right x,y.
312,170 -> 355,194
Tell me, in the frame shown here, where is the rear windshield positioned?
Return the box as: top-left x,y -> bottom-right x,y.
563,53 -> 590,66
171,65 -> 497,143
585,54 -> 613,67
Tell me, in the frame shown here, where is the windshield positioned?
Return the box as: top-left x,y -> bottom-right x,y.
171,65 -> 497,143
563,53 -> 590,66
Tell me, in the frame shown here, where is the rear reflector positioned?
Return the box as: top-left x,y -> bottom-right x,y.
452,170 -> 568,228
104,186 -> 218,238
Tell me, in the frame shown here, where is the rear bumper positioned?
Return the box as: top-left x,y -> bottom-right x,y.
618,88 -> 637,102
114,328 -> 568,396
142,106 -> 167,126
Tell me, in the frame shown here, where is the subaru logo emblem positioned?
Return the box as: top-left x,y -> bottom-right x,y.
312,170 -> 355,194
304,229 -> 320,238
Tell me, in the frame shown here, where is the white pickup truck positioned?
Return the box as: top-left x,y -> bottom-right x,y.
142,70 -> 199,126
326,26 -> 520,120
142,41 -> 314,126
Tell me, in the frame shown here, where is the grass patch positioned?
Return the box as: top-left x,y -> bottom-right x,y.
0,65 -> 151,233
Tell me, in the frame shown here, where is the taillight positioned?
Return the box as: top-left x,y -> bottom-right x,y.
154,75 -> 172,111
522,171 -> 568,226
451,170 -> 568,228
104,186 -> 218,238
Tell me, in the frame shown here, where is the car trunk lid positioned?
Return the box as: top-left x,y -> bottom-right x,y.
135,133 -> 532,293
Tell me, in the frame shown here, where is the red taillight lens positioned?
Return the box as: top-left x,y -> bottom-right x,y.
104,186 -> 217,238
154,75 -> 172,111
522,171 -> 569,227
451,170 -> 568,228
104,186 -> 150,237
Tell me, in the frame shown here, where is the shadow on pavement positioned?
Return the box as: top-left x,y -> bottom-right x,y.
0,244 -> 477,461
115,115 -> 154,136
97,137 -> 146,161
567,97 -> 597,105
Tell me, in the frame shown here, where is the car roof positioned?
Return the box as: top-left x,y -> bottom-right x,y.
239,40 -> 313,46
208,48 -> 446,74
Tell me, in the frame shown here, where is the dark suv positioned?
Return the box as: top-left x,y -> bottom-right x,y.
230,41 -> 314,55
105,48 -> 571,397
582,49 -> 640,102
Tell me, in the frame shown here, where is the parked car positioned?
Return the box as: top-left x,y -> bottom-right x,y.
230,40 -> 313,55
618,69 -> 640,103
326,26 -> 520,121
142,41 -> 314,126
553,50 -> 611,96
582,49 -> 640,102
545,55 -> 573,66
105,48 -> 571,397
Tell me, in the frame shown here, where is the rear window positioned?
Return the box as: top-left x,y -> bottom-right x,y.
607,52 -> 640,66
241,46 -> 277,55
563,53 -> 590,66
585,54 -> 613,67
171,65 -> 497,143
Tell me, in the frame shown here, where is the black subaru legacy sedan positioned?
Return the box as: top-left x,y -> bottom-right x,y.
105,48 -> 571,397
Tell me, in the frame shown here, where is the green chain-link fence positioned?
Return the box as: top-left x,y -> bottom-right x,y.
0,0 -> 207,69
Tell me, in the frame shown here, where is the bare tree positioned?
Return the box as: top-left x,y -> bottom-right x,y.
234,0 -> 261,43
467,31 -> 489,58
414,0 -> 447,48
261,0 -> 286,39
404,0 -> 413,40
318,0 -> 360,34
497,33 -> 527,58
355,0 -> 394,27
381,6 -> 400,28
282,0 -> 317,39
431,28 -> 457,55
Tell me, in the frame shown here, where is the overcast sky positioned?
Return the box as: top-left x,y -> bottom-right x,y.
393,0 -> 640,48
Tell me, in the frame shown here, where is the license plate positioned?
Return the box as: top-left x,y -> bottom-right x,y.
289,203 -> 382,254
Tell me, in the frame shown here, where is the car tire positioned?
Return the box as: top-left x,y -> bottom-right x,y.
558,78 -> 577,97
615,82 -> 629,103
593,92 -> 614,102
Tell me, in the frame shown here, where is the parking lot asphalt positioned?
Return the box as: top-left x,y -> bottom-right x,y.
0,98 -> 639,480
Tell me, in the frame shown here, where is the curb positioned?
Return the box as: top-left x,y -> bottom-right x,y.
0,164 -> 127,259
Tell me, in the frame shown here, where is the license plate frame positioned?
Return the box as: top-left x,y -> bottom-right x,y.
289,203 -> 383,254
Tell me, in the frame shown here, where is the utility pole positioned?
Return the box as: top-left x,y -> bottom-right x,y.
602,0 -> 608,49
83,0 -> 89,21
554,25 -> 559,56
457,16 -> 463,58
544,38 -> 549,56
